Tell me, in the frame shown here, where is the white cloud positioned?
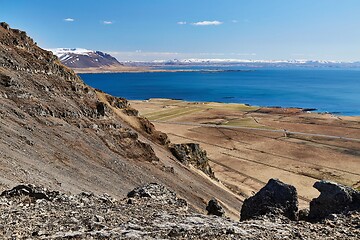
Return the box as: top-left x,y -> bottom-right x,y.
177,21 -> 187,25
191,21 -> 223,26
64,18 -> 75,22
103,21 -> 113,25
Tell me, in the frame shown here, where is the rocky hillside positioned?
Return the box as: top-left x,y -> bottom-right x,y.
0,180 -> 359,239
49,48 -> 122,69
0,22 -> 241,217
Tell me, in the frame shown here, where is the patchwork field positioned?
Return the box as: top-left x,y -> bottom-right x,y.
130,99 -> 360,208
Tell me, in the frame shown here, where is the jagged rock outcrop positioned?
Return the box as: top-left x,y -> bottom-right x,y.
206,198 -> 225,217
170,143 -> 215,178
240,178 -> 298,221
308,180 -> 360,221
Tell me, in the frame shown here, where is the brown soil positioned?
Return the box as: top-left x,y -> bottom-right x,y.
131,99 -> 360,209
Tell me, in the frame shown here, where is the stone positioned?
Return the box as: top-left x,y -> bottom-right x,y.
127,183 -> 176,200
206,198 -> 225,217
127,183 -> 187,208
1,185 -> 51,201
0,183 -> 359,239
0,22 -> 10,30
298,209 -> 310,221
170,143 -> 215,179
240,178 -> 298,221
308,180 -> 360,221
96,101 -> 107,116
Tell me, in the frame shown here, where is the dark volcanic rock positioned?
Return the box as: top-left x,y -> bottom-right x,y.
240,178 -> 298,221
96,101 -> 107,116
308,180 -> 360,221
0,22 -> 10,30
206,198 -> 225,217
170,143 -> 215,179
0,184 -> 58,201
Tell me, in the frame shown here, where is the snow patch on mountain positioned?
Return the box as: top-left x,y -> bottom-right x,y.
47,48 -> 122,68
151,58 -> 348,64
49,48 -> 94,57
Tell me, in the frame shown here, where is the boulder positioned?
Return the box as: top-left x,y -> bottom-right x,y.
206,198 -> 225,217
96,101 -> 107,116
308,180 -> 360,221
0,184 -> 55,201
0,22 -> 10,30
240,179 -> 298,221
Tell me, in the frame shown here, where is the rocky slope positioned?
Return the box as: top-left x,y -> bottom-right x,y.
0,182 -> 359,239
49,48 -> 122,69
0,22 -> 241,218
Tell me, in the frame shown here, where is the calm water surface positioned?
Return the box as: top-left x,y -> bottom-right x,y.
80,69 -> 360,116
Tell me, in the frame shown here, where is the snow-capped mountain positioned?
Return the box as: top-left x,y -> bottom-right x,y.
152,58 -> 348,64
127,58 -> 360,68
49,48 -> 122,68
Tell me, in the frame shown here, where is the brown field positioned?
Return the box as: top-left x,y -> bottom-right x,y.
130,99 -> 360,208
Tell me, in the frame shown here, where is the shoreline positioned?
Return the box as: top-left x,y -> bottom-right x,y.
75,67 -> 254,74
130,98 -> 359,118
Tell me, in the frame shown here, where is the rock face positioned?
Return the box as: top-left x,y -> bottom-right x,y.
206,198 -> 225,217
240,178 -> 298,221
170,143 -> 215,178
308,180 -> 360,221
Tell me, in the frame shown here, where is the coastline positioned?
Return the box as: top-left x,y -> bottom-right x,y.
78,69 -> 360,117
130,98 -> 360,118
73,66 -> 254,74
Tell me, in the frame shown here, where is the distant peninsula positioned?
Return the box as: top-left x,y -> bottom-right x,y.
50,48 -> 360,73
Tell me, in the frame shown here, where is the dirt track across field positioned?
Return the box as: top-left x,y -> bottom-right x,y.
130,99 -> 360,208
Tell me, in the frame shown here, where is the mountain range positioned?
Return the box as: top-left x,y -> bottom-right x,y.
48,48 -> 360,72
127,58 -> 360,68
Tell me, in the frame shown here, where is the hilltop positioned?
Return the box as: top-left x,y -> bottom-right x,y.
49,48 -> 122,69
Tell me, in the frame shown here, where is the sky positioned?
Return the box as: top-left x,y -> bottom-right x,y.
1,0 -> 360,61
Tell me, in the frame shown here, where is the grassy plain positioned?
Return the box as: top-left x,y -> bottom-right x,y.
131,98 -> 360,208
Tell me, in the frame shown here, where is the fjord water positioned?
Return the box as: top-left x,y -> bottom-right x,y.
80,69 -> 360,116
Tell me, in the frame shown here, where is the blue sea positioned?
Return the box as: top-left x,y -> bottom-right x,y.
80,69 -> 360,116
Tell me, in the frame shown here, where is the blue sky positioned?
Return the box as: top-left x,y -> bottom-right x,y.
2,0 -> 360,61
